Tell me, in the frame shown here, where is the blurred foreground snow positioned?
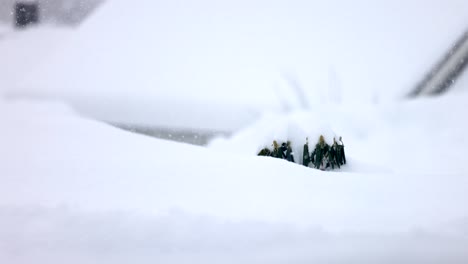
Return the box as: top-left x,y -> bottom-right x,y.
1,92 -> 468,263
1,1 -> 468,262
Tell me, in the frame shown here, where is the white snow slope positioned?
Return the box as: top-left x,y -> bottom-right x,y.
3,0 -> 468,131
1,91 -> 468,263
0,25 -> 73,102
210,93 -> 468,174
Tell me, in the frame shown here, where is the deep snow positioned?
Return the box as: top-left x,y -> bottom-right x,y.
1,94 -> 468,263
210,92 -> 468,174
1,1 -> 468,262
0,26 -> 73,96
2,0 -> 468,131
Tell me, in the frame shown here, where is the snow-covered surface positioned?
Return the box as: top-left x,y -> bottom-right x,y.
0,26 -> 73,96
0,0 -> 467,131
0,23 -> 11,35
2,1 -> 468,262
1,91 -> 468,263
210,92 -> 468,174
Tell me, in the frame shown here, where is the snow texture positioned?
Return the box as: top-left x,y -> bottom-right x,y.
1,1 -> 468,263
2,0 -> 468,130
1,93 -> 468,263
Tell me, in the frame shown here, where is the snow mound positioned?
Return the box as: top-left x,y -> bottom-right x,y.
1,97 -> 468,263
210,92 -> 468,174
0,26 -> 73,96
209,111 -> 340,164
0,98 -> 75,116
2,205 -> 468,264
3,0 -> 467,130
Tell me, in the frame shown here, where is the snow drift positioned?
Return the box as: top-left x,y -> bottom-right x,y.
6,0 -> 468,130
1,91 -> 468,263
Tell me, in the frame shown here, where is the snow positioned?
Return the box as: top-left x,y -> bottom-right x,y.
2,1 -> 468,262
209,110 -> 341,166
1,0 -> 467,131
1,92 -> 468,263
0,23 -> 11,34
210,91 -> 468,174
0,26 -> 73,96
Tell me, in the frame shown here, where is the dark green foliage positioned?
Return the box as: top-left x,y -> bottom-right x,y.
329,139 -> 340,169
303,140 -> 310,167
313,143 -> 323,169
258,136 -> 346,171
271,149 -> 283,159
266,140 -> 295,163
311,149 -> 315,165
271,141 -> 284,159
286,141 -> 294,162
280,143 -> 288,159
258,147 -> 272,156
312,135 -> 330,170
336,137 -> 346,165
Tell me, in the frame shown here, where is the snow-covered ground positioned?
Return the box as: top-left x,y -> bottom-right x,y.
1,91 -> 468,263
0,25 -> 73,97
1,0 -> 468,131
0,23 -> 11,35
1,1 -> 468,263
210,92 -> 468,174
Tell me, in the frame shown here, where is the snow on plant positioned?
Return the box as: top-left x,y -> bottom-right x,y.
209,111 -> 346,169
